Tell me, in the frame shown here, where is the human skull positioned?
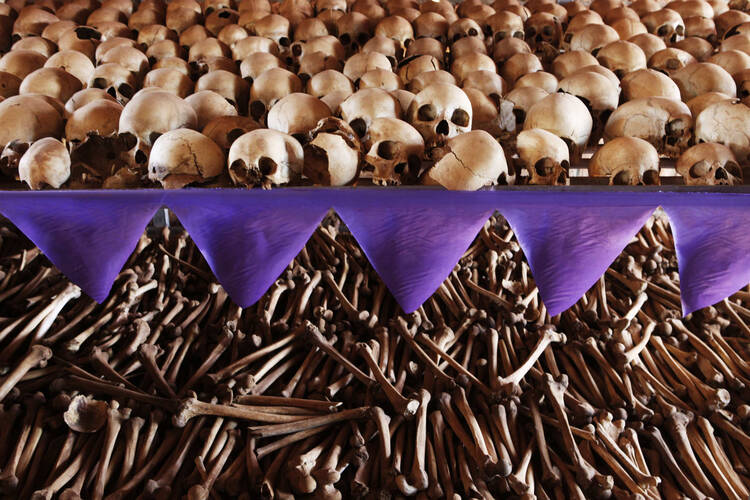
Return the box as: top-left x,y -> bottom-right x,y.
648,47 -> 697,75
12,36 -> 58,58
231,36 -> 280,61
375,15 -> 413,52
685,16 -> 717,41
671,62 -> 737,100
89,63 -> 137,103
642,9 -> 686,43
568,23 -> 620,56
266,92 -> 332,141
19,67 -> 82,103
303,116 -> 362,185
423,130 -> 514,190
610,18 -> 648,40
405,37 -> 447,61
564,10 -> 604,49
0,94 -> 63,176
407,83 -> 473,152
44,50 -> 95,87
500,52 -> 543,84
294,18 -> 329,42
408,70 -> 456,93
202,115 -> 261,151
306,69 -> 354,111
254,14 -> 291,47
339,88 -> 401,138
239,52 -> 283,85
676,38 -> 714,61
589,136 -> 661,185
523,92 -> 593,161
484,11 -> 524,44
620,68 -> 682,100
687,91 -> 735,116
148,129 -> 225,188
558,71 -> 620,143
65,99 -> 124,178
358,69 -> 403,91
412,12 -> 449,43
249,68 -> 303,122
516,128 -> 570,185
463,87 -> 514,140
333,12 -> 372,54
185,90 -> 238,129
143,68 -> 194,98
629,33 -> 667,60
118,90 -> 198,169
492,37 -> 531,64
362,117 -> 424,184
0,49 -> 47,80
195,69 -> 250,114
524,12 -> 562,58
399,55 -> 443,85
710,49 -> 750,76
502,86 -> 549,137
597,40 -> 647,77
604,97 -> 693,158
343,52 -> 392,81
676,142 -> 742,184
390,89 -> 415,112
695,100 -> 750,161
145,39 -> 182,65
514,71 -> 558,93
64,88 -> 119,118
19,137 -> 70,189
448,17 -> 484,43
551,50 -> 599,79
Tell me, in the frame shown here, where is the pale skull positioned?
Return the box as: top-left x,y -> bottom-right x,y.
339,88 -> 401,138
523,92 -> 593,161
406,83 -> 473,151
19,137 -> 71,189
148,129 -> 226,189
362,117 -> 424,185
676,142 -> 743,184
228,128 -> 302,188
589,136 -> 661,185
695,100 -> 750,161
303,116 -> 362,185
517,128 -> 570,185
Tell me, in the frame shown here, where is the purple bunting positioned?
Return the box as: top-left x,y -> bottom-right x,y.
663,194 -> 750,315
0,190 -> 164,301
501,198 -> 656,316
335,190 -> 493,313
164,189 -> 329,307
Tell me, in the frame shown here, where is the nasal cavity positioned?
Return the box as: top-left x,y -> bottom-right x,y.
716,167 -> 728,180
436,120 -> 449,135
350,118 -> 366,138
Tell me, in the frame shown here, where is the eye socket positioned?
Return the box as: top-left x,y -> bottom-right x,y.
258,156 -> 277,175
418,103 -> 437,121
451,108 -> 470,127
542,25 -> 553,36
612,170 -> 632,185
689,160 -> 710,178
526,26 -> 536,37
643,169 -> 660,185
657,25 -> 670,36
725,161 -> 742,177
494,31 -> 506,42
676,24 -> 685,35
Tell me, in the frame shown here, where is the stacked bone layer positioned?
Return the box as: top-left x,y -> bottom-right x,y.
0,0 -> 748,190
1,214 -> 750,498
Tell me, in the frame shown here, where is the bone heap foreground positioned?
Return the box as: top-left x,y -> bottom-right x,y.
0,0 -> 747,189
1,214 -> 750,499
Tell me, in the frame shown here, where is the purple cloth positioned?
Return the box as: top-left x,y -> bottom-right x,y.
0,188 -> 747,316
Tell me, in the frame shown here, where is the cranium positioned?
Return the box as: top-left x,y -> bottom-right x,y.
254,14 -> 291,47
143,68 -> 194,98
685,16 -> 718,41
266,92 -> 331,141
195,69 -> 250,113
39,51 -> 93,90
448,17 -> 484,43
291,35 -> 345,63
0,49 -> 47,79
406,83 -> 473,151
677,142 -> 742,184
500,52 -> 543,84
56,26 -> 101,60
390,89 -> 415,111
65,99 -> 125,180
405,37 -> 446,62
360,117 -> 423,184
12,36 -> 57,57
597,40 -> 647,77
202,115 -> 261,151
118,89 -> 198,169
736,68 -> 750,99
333,12 -> 372,54
462,4 -> 495,24
516,128 -> 570,185
144,129 -> 225,189
98,45 -> 150,81
687,91 -> 734,115
229,129 -> 303,188
294,18 -> 329,42
462,70 -> 506,98
145,39 -> 182,65
568,23 -> 620,56
523,92 -> 593,161
484,11 -> 524,43
89,63 -> 137,103
165,7 -> 202,33
525,11 -> 562,57
297,51 -> 344,82
716,10 -> 750,38
64,88 -> 119,117
412,12 -> 449,43
339,88 -> 402,138
564,10 -> 604,49
642,8 -> 686,43
451,52 -> 497,84
463,87 -> 514,139
420,0 -> 458,24
153,56 -> 191,76
239,52 -> 283,84
19,67 -> 82,103
721,32 -> 750,53
303,116 -> 361,185
423,130 -> 514,190
667,0 -> 715,19
408,70 -> 456,93
87,6 -> 128,26
343,52 -> 392,81
137,24 -> 178,47
128,7 -> 165,32
604,97 -> 693,158
96,37 -> 137,62
610,18 -> 648,40
187,38 -> 231,63
671,62 -> 737,100
358,69 -> 403,91
249,68 -> 303,122
400,55 -> 443,85
306,68 -> 354,111
0,95 -> 63,177
218,24 -> 249,47
558,71 -> 620,143
276,0 -> 314,29
710,49 -> 750,76
492,37 -> 531,64
185,90 -> 238,129
631,0 -> 667,16
604,6 -> 641,24
695,100 -> 750,160
231,36 -> 280,61
620,68 -> 682,100
551,50 -> 599,79
514,71 -> 558,93
589,136 -> 661,185
448,35 -> 486,59
674,36 -> 715,60
359,35 -> 400,66
205,9 -> 239,36
375,15 -> 413,52
502,86 -> 549,135
13,6 -> 59,40
19,137 -> 70,189
0,71 -> 19,100
628,33 -> 667,60
648,47 -> 697,75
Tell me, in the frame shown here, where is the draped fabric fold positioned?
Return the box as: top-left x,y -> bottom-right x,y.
662,193 -> 750,315
164,189 -> 330,307
1,188 -> 749,317
0,190 -> 164,301
334,190 -> 494,313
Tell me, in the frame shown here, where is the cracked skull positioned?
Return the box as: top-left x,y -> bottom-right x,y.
148,128 -> 226,189
303,116 -> 362,185
676,142 -> 743,185
362,117 -> 424,185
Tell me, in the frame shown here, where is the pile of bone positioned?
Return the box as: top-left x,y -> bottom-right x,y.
0,0 -> 748,190
2,214 -> 750,498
